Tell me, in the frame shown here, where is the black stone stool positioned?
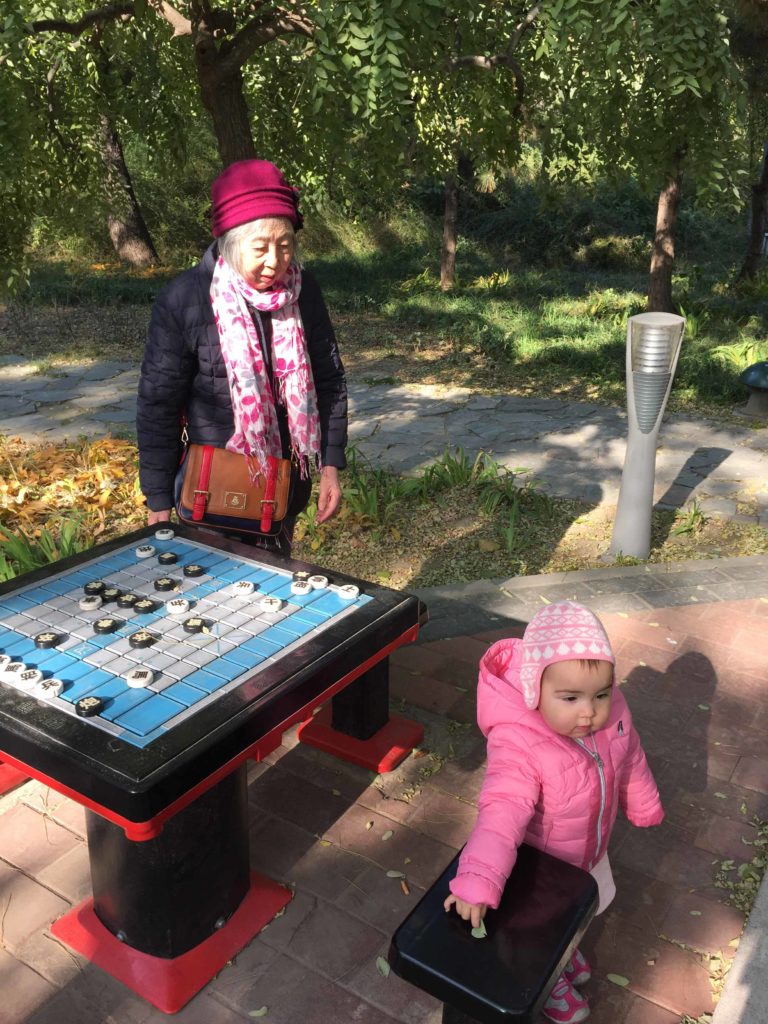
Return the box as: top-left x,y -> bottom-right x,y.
388,844 -> 598,1023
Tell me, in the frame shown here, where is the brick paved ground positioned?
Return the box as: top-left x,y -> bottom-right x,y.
1,576 -> 766,1023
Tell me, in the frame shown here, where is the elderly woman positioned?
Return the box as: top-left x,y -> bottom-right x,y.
136,160 -> 346,552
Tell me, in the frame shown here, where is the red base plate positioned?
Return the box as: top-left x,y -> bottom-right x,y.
0,760 -> 28,795
297,707 -> 424,772
50,872 -> 292,1014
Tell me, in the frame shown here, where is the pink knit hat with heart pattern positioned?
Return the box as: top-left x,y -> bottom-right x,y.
519,601 -> 614,709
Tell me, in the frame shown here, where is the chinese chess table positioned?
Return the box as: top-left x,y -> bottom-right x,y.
0,524 -> 426,1012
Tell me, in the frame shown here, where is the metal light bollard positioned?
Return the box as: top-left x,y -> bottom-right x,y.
608,312 -> 686,560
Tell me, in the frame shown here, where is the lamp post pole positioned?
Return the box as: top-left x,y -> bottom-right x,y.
608,312 -> 686,560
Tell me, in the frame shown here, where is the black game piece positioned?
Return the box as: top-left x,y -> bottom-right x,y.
102,586 -> 122,604
75,695 -> 105,717
133,598 -> 159,615
154,577 -> 178,592
183,564 -> 204,578
128,630 -> 157,649
34,631 -> 61,649
158,551 -> 178,565
117,592 -> 140,609
94,617 -> 121,635
182,617 -> 206,634
84,580 -> 106,596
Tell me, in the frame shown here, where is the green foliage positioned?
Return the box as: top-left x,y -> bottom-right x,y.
714,815 -> 768,912
0,518 -> 91,581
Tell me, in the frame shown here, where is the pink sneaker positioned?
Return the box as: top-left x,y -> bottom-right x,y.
564,948 -> 592,986
542,974 -> 590,1023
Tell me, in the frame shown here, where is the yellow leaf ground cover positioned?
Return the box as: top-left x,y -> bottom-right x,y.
0,436 -> 145,542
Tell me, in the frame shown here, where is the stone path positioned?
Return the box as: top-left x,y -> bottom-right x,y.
1,354 -> 768,522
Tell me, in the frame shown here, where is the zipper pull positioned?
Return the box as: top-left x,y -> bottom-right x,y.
594,753 -> 604,768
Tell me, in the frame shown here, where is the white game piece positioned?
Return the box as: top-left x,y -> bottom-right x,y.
231,580 -> 255,598
79,594 -> 103,611
154,528 -> 175,541
126,667 -> 154,688
259,596 -> 283,614
308,574 -> 329,590
17,668 -> 43,691
290,580 -> 312,596
165,597 -> 190,617
34,677 -> 64,699
337,584 -> 360,601
136,544 -> 156,559
2,662 -> 26,684
0,654 -> 10,672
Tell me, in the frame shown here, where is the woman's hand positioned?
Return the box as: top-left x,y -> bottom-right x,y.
148,509 -> 172,526
443,894 -> 487,929
316,465 -> 342,524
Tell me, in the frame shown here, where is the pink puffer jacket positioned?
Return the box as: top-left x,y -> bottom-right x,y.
449,638 -> 664,909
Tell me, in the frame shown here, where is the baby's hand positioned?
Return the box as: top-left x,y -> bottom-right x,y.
444,894 -> 487,929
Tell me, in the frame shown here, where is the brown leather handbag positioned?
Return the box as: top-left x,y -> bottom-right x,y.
175,444 -> 293,536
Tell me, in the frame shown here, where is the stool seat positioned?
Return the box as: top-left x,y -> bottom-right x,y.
388,844 -> 598,1023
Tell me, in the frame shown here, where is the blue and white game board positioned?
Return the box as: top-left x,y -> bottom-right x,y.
0,532 -> 372,749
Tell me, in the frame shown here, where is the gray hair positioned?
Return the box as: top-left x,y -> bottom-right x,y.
218,217 -> 299,277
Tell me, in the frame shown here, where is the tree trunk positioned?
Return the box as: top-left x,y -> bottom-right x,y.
648,160 -> 683,313
100,115 -> 159,267
737,142 -> 768,282
195,33 -> 256,165
440,173 -> 458,291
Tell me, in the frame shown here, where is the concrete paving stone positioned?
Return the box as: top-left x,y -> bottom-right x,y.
585,574 -> 673,596
659,891 -> 744,956
76,361 -> 137,381
216,949 -> 399,1023
731,755 -> 768,794
334,860 -> 424,932
35,387 -> 90,403
262,894 -> 387,980
611,820 -> 723,893
35,838 -> 92,904
0,802 -> 82,874
620,994 -> 681,1023
0,396 -> 36,413
464,394 -> 503,411
21,790 -> 86,836
249,815 -> 369,901
695,812 -> 761,862
342,936 -> 443,1024
0,859 -> 71,952
0,413 -> 69,435
421,635 -> 490,665
322,802 -> 456,889
582,592 -> 657,614
391,669 -> 463,716
248,763 -> 355,837
499,579 -> 597,603
571,975 -> 636,1024
0,947 -> 58,1024
402,786 -> 478,848
585,917 -> 715,1018
91,407 -> 138,423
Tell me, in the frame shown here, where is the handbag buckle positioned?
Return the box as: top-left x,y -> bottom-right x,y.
260,499 -> 277,509
193,489 -> 209,497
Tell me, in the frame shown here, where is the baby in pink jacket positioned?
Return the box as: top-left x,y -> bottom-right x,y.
444,601 -> 664,1024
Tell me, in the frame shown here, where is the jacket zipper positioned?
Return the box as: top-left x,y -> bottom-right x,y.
575,735 -> 606,868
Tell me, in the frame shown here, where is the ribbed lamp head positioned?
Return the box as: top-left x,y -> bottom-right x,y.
629,312 -> 685,374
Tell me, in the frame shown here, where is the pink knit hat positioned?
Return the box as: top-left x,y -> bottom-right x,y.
211,159 -> 303,237
519,602 -> 614,709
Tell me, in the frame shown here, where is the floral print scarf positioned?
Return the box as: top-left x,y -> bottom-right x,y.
210,257 -> 321,479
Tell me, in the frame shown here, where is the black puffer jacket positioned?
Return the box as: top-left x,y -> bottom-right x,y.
136,245 -> 347,513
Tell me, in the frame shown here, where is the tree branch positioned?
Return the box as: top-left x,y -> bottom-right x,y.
31,3 -> 134,36
156,1 -> 192,37
219,10 -> 313,75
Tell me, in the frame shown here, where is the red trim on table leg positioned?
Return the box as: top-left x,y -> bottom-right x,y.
50,872 -> 292,1015
0,759 -> 28,795
297,706 -> 424,773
